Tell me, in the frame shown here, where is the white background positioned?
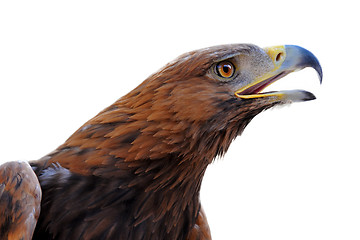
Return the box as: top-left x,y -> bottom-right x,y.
0,1 -> 359,239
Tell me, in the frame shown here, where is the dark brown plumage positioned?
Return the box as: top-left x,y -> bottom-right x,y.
0,43 -> 322,240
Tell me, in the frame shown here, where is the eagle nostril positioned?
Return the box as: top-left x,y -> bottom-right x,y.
275,52 -> 284,63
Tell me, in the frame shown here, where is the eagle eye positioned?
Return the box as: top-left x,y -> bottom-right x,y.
215,61 -> 235,79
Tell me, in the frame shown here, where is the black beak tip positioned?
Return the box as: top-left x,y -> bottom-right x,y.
302,47 -> 323,85
303,91 -> 317,101
284,45 -> 323,84
311,56 -> 323,84
317,66 -> 323,84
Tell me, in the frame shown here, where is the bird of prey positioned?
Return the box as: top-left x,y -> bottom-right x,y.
0,44 -> 322,240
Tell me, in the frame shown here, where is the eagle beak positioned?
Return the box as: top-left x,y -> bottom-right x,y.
235,45 -> 322,102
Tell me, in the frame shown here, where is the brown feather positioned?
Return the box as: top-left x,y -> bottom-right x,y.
0,161 -> 41,240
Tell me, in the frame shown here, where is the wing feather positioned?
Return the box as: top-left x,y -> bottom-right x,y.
0,161 -> 42,240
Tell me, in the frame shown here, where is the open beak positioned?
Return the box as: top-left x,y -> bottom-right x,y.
235,45 -> 322,102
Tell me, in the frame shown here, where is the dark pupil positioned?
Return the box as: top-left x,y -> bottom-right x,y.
223,65 -> 230,73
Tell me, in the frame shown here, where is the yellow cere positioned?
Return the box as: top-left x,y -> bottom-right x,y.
263,45 -> 286,69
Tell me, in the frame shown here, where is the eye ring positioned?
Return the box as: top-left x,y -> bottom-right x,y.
215,61 -> 235,79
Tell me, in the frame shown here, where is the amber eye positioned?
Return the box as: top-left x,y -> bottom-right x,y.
215,61 -> 235,79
